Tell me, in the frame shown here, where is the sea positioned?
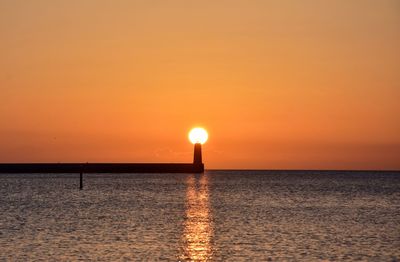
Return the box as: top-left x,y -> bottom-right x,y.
0,170 -> 399,261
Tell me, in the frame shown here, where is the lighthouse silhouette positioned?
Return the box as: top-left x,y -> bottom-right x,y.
193,143 -> 204,172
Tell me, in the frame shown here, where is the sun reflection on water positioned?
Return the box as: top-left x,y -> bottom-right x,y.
180,174 -> 213,261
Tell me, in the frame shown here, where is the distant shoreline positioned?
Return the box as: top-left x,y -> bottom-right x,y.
206,169 -> 399,172
0,166 -> 398,174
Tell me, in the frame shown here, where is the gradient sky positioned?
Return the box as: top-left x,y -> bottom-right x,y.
1,1 -> 399,169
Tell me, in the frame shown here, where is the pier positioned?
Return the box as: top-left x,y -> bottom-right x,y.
0,143 -> 204,173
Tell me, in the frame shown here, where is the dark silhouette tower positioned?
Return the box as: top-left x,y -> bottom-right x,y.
193,143 -> 204,172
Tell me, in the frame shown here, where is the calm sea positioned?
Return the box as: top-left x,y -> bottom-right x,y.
0,170 -> 399,261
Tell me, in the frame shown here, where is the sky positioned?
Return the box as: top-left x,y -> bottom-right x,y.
1,0 -> 399,170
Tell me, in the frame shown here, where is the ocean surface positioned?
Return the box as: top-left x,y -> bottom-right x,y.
0,170 -> 399,261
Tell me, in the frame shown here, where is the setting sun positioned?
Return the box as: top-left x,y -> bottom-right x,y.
189,128 -> 208,145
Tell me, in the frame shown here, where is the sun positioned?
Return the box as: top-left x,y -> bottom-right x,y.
189,128 -> 208,144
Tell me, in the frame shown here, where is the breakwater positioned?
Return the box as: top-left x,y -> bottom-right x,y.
0,163 -> 204,173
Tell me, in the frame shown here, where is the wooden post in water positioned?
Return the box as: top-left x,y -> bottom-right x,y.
80,172 -> 83,190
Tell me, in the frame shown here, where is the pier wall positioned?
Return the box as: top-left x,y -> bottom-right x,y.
0,163 -> 204,173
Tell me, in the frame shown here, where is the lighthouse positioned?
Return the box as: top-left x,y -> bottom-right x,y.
193,143 -> 203,165
189,128 -> 207,172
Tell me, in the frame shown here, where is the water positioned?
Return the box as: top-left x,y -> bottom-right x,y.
0,170 -> 399,261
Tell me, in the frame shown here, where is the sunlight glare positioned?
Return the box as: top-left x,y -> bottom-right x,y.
189,128 -> 208,144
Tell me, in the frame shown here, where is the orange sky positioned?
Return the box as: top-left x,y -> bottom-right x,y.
1,1 -> 399,170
